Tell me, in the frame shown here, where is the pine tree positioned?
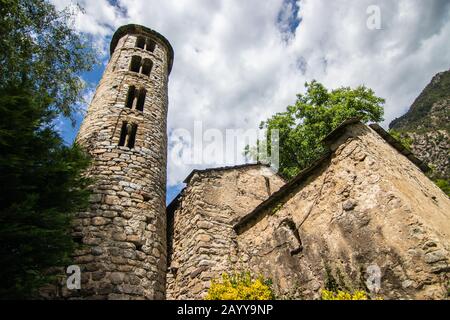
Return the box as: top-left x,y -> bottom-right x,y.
0,0 -> 95,299
0,85 -> 91,299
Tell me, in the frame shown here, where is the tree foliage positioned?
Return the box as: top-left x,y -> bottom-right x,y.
248,81 -> 385,179
388,129 -> 413,151
0,0 -> 95,299
0,85 -> 91,299
433,179 -> 450,197
0,0 -> 96,121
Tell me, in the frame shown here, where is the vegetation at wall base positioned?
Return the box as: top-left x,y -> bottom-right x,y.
205,272 -> 275,300
320,289 -> 369,300
0,0 -> 95,299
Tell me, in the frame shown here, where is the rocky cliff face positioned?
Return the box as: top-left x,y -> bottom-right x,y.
390,70 -> 450,180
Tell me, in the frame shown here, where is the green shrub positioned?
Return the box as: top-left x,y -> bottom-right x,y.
389,129 -> 413,150
205,272 -> 275,300
434,179 -> 450,197
321,289 -> 369,300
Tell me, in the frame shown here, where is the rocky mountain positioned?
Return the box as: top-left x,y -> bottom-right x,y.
390,69 -> 450,180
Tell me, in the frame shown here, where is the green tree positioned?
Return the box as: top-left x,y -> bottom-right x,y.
0,0 -> 96,121
433,179 -> 450,197
0,85 -> 91,299
0,0 -> 95,298
388,129 -> 413,151
248,81 -> 385,179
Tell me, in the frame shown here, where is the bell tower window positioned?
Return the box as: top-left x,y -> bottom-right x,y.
141,58 -> 153,76
118,121 -> 128,146
135,36 -> 146,49
130,56 -> 142,73
125,86 -> 136,109
125,86 -> 146,111
128,124 -> 138,148
145,39 -> 156,52
135,35 -> 156,52
129,56 -> 153,77
136,88 -> 146,112
118,121 -> 138,148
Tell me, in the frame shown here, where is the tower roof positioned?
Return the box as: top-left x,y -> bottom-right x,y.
110,24 -> 174,74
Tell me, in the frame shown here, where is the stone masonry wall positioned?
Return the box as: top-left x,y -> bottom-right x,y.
166,165 -> 285,299
66,28 -> 171,299
235,123 -> 450,300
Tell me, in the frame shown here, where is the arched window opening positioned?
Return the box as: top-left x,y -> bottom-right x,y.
129,56 -> 142,73
128,124 -> 138,148
118,121 -> 128,146
118,122 -> 138,149
135,36 -> 155,52
141,59 -> 153,76
135,36 -> 146,49
125,86 -> 136,109
136,88 -> 146,112
145,39 -> 156,52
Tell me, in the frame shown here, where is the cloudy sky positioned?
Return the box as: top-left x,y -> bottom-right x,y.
51,0 -> 450,202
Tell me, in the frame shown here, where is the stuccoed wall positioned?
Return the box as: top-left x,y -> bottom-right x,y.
167,165 -> 285,299
68,27 -> 171,299
236,123 -> 450,300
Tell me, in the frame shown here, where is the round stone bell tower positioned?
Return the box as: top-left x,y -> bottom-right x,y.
73,24 -> 173,299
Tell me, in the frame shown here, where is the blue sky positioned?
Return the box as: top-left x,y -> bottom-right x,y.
53,0 -> 450,204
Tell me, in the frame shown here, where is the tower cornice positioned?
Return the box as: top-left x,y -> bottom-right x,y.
110,24 -> 174,74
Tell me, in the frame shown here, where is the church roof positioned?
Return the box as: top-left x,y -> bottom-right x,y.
233,119 -> 430,234
166,163 -> 281,216
183,163 -> 274,184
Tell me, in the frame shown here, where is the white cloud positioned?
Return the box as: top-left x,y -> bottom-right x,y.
51,0 -> 450,186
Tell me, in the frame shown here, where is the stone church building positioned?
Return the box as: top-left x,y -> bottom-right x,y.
56,25 -> 449,300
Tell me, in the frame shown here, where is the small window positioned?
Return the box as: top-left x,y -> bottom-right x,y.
130,56 -> 142,73
141,59 -> 153,76
136,88 -> 146,112
135,36 -> 146,49
145,39 -> 156,52
118,121 -> 128,146
128,124 -> 138,148
118,122 -> 138,149
125,86 -> 136,109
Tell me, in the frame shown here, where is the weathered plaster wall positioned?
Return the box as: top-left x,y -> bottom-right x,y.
235,123 -> 450,300
166,165 -> 285,299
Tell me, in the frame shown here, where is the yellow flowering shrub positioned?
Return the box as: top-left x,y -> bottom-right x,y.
321,289 -> 369,300
205,272 -> 275,300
